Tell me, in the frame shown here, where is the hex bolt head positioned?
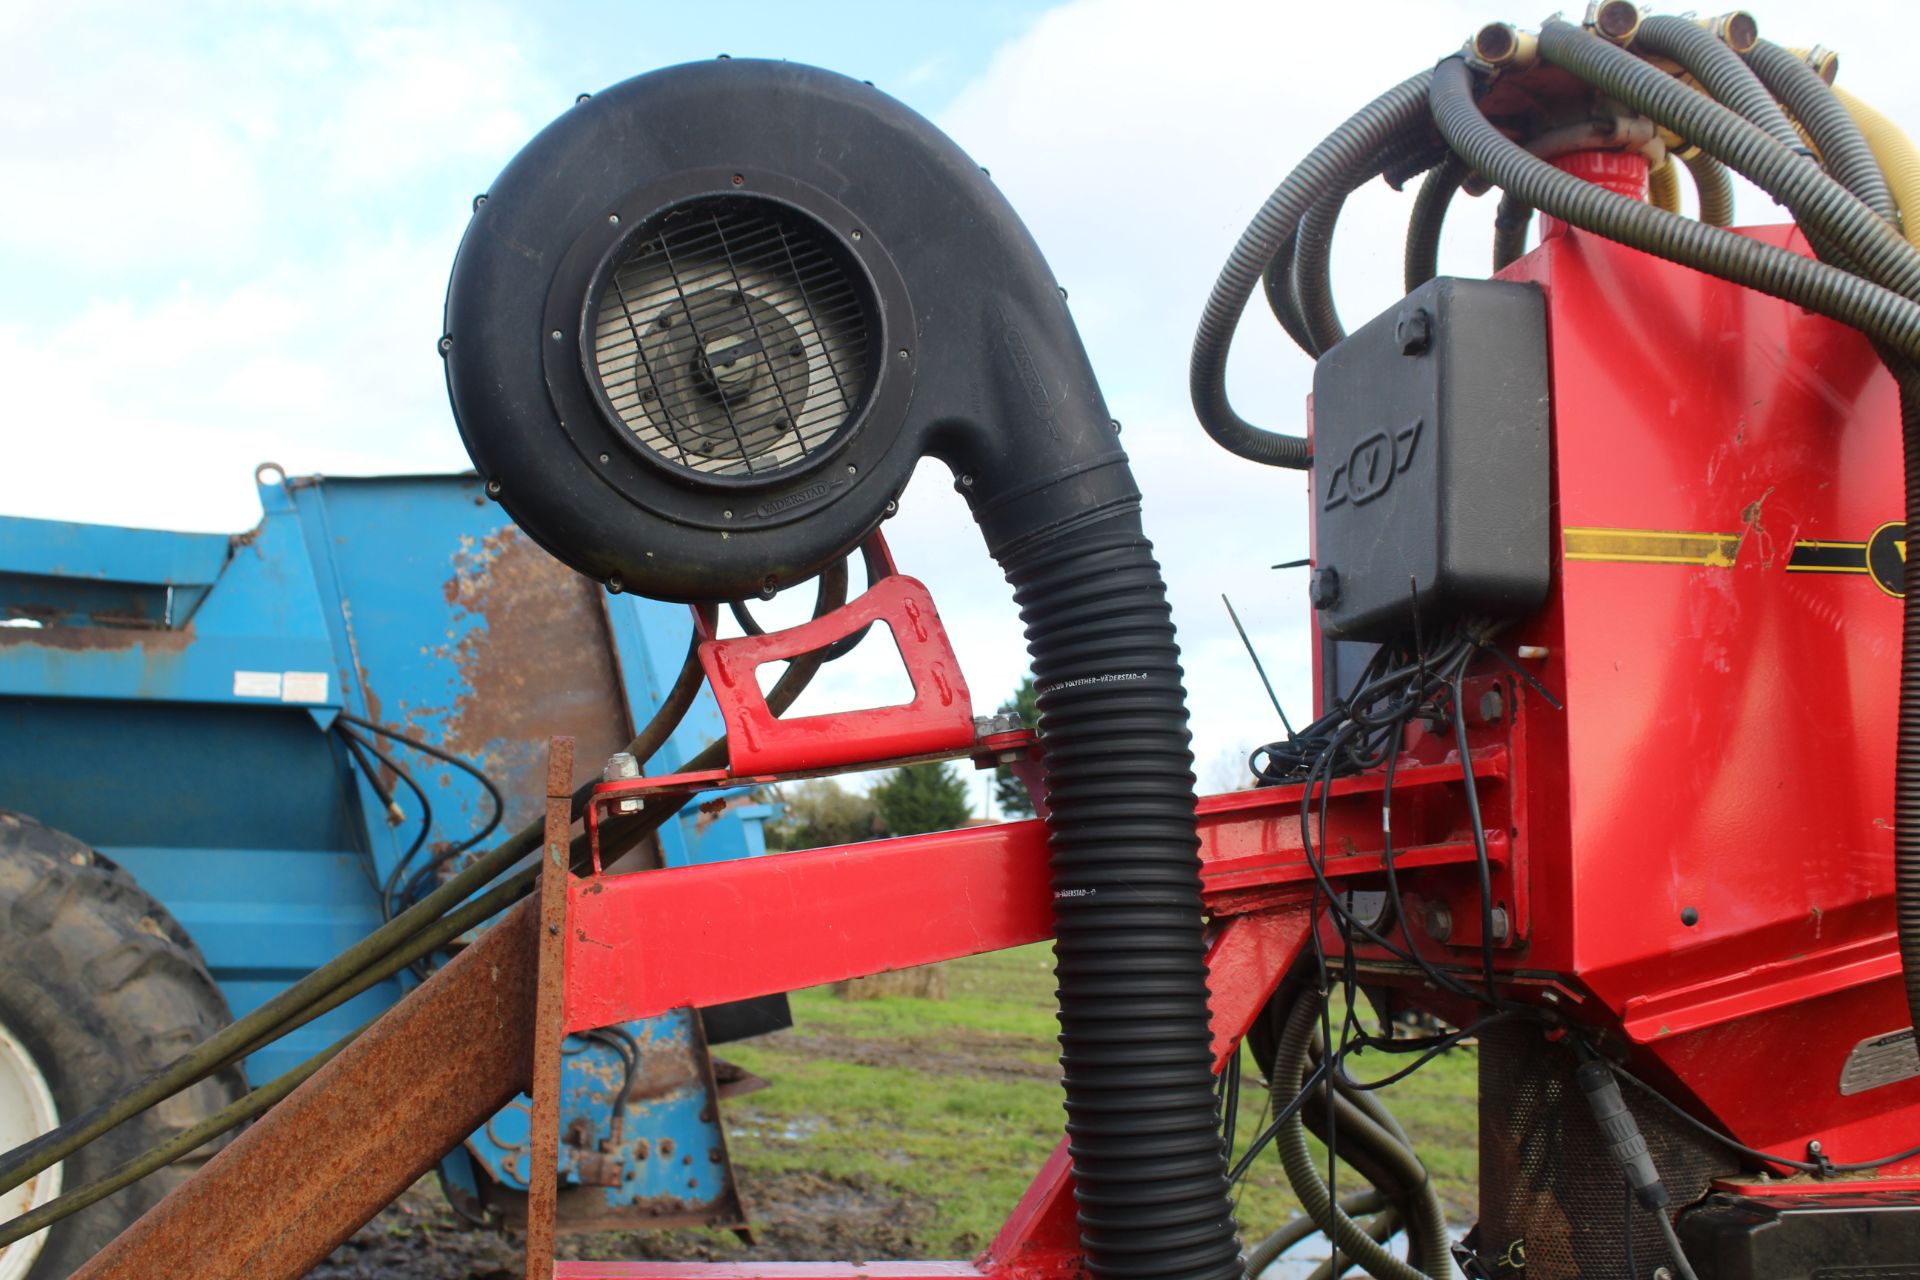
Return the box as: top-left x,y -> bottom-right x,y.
1478,686 -> 1505,724
603,752 -> 640,782
1309,565 -> 1341,610
1422,902 -> 1453,943
1490,906 -> 1511,943
1395,309 -> 1433,355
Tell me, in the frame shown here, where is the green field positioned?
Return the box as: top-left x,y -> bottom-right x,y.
720,943 -> 1479,1258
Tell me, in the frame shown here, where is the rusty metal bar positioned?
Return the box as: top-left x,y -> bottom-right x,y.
526,736 -> 576,1280
69,896 -> 542,1280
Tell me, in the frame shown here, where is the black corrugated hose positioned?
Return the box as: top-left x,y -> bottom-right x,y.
1000,514 -> 1239,1280
1682,152 -> 1736,226
1633,16 -> 1807,156
1744,39 -> 1899,220
1190,70 -> 1434,469
1405,154 -> 1471,291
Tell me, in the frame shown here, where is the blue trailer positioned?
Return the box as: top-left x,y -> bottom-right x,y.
0,468 -> 778,1280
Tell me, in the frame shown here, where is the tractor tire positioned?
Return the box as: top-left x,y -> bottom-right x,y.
0,811 -> 245,1280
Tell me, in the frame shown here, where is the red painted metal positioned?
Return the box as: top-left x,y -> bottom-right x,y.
565,767 -> 1487,1032
693,572 -> 975,775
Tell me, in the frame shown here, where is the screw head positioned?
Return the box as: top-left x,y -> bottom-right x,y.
550,329 -> 564,342
1395,309 -> 1433,355
438,334 -> 453,354
1309,565 -> 1341,610
1680,906 -> 1700,927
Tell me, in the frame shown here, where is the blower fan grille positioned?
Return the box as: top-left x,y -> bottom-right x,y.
588,195 -> 876,480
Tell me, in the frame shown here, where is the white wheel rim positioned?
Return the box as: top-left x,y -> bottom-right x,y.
0,1018 -> 60,1280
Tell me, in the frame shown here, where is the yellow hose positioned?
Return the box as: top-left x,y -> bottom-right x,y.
1831,85 -> 1920,246
1648,156 -> 1683,213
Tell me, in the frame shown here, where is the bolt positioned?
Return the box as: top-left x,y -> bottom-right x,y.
551,329 -> 564,342
603,752 -> 640,782
1309,565 -> 1341,610
1422,902 -> 1453,943
1809,1139 -> 1824,1154
606,574 -> 623,594
1654,1269 -> 1674,1280
959,474 -> 975,488
472,193 -> 488,211
1680,906 -> 1699,927
547,923 -> 560,936
485,479 -> 502,497
608,214 -> 620,225
722,508 -> 733,519
599,453 -> 609,464
731,173 -> 744,186
1395,309 -> 1433,355
1479,686 -> 1505,724
850,228 -> 864,241
575,92 -> 592,104
438,334 -> 453,354
897,347 -> 910,360
846,464 -> 857,475
1110,418 -> 1122,434
1490,906 -> 1511,943
884,500 -> 898,514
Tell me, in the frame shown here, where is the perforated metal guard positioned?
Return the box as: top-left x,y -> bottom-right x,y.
589,195 -> 874,479
1478,1021 -> 1736,1279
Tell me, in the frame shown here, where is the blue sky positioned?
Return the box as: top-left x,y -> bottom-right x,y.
3,0 -> 1915,789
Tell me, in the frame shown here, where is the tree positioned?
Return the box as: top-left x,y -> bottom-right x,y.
993,675 -> 1040,818
766,778 -> 881,851
872,761 -> 972,836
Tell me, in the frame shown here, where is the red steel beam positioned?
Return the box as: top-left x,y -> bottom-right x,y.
564,766 -> 1488,1032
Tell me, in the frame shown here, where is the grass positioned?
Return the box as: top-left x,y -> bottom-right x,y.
720,943 -> 1478,1257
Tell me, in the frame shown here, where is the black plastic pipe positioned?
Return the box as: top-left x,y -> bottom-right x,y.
997,517 -> 1239,1280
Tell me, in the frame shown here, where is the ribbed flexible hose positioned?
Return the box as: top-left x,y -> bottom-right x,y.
1271,994 -> 1431,1280
1429,57 -> 1920,360
1000,514 -> 1238,1280
1833,85 -> 1920,248
1244,1191 -> 1387,1277
1405,154 -> 1470,291
1634,16 -> 1806,156
1895,368 -> 1920,1043
1649,157 -> 1683,213
1492,190 -> 1533,272
1191,70 -> 1432,468
1744,40 -> 1897,220
1537,20 -> 1920,302
1682,151 -> 1736,226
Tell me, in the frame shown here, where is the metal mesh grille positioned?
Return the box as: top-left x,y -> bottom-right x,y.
1478,1021 -> 1736,1280
589,196 -> 873,479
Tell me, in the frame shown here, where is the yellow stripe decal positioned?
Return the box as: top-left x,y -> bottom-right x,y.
1563,527 -> 1742,568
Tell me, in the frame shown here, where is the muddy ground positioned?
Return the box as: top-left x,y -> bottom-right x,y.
307,1166 -> 942,1279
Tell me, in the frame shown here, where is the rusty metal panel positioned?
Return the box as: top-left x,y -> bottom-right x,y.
69,899 -> 541,1280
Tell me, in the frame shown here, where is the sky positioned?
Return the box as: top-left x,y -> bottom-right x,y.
4,0 -> 1917,798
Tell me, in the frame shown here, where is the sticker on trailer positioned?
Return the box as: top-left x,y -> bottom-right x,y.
1839,1027 -> 1920,1095
233,670 -> 282,698
281,671 -> 329,703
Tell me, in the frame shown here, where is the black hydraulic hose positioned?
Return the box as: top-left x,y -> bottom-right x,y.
1271,993 -> 1431,1280
1405,154 -> 1470,291
1633,16 -> 1806,157
1492,190 -> 1534,272
1300,1075 -> 1450,1274
999,515 -> 1239,1280
1291,189 -> 1349,354
1682,151 -> 1736,226
1191,70 -> 1433,468
1428,57 -> 1920,361
1535,20 -> 1920,304
1744,39 -> 1898,221
1244,1191 -> 1387,1277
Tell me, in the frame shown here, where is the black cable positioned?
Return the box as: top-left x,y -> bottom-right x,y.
1229,1057 -> 1329,1184
1655,1204 -> 1702,1280
1607,1059 -> 1920,1174
336,724 -> 434,920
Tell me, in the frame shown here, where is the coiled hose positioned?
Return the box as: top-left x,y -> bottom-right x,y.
1268,992 -> 1449,1280
1682,151 -> 1736,226
1190,70 -> 1434,468
1743,40 -> 1897,220
1000,513 -> 1238,1280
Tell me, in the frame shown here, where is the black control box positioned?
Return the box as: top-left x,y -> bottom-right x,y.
1310,277 -> 1550,642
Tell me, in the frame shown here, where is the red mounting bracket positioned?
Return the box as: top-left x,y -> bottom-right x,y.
692,546 -> 976,775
